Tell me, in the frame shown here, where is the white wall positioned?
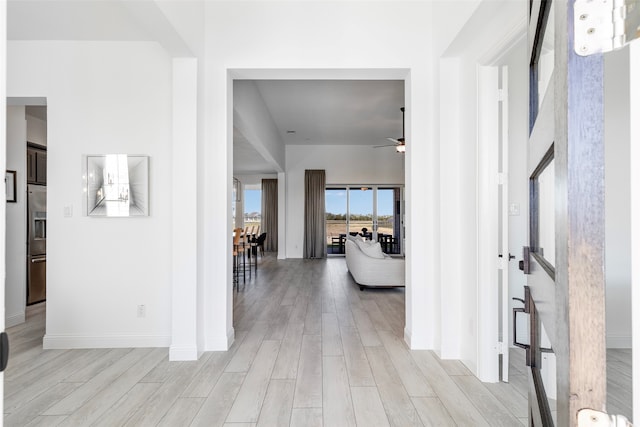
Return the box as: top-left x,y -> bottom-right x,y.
604,47 -> 632,348
5,106 -> 27,327
285,144 -> 404,258
26,114 -> 46,146
437,58 -> 462,359
8,41 -> 173,348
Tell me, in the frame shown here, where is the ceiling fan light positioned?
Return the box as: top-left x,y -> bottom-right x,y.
396,145 -> 406,153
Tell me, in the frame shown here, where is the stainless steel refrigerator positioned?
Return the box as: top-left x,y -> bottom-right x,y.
27,184 -> 46,305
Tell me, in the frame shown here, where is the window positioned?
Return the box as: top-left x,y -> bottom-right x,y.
244,189 -> 261,230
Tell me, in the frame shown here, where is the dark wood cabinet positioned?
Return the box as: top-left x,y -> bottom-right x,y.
27,149 -> 37,183
27,145 -> 47,185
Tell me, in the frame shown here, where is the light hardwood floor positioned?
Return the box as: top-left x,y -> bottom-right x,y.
4,256 -> 631,426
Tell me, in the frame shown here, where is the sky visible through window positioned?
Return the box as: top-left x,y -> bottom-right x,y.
245,188 -> 394,216
326,189 -> 393,216
244,189 -> 261,214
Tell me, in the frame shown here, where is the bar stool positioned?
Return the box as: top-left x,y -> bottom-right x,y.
242,225 -> 253,274
233,228 -> 246,286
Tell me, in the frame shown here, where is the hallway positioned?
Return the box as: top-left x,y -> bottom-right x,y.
5,257 -> 528,426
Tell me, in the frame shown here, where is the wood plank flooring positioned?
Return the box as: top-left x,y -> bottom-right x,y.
4,255 -> 632,425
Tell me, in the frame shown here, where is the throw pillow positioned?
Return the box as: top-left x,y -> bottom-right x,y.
355,238 -> 371,250
357,240 -> 385,259
346,233 -> 360,243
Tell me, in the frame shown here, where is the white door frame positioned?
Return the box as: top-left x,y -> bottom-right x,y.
629,41 -> 640,424
217,68 -> 429,355
477,64 -> 512,383
477,64 -> 501,382
0,0 -> 8,412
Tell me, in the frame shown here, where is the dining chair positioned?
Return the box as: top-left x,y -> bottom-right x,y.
251,232 -> 267,259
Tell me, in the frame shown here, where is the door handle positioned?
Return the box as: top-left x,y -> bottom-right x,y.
0,332 -> 8,372
512,297 -> 529,351
513,296 -> 554,357
519,247 -> 531,274
31,256 -> 46,263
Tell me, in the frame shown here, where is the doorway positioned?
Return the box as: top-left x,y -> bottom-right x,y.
6,99 -> 48,330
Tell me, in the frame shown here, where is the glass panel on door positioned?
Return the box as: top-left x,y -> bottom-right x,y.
537,158 -> 555,267
325,188 -> 347,254
349,187 -> 373,239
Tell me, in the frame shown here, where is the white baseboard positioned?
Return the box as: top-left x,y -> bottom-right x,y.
606,335 -> 632,348
43,334 -> 171,349
404,327 -> 412,348
205,327 -> 235,351
6,311 -> 25,328
404,326 -> 432,350
169,345 -> 198,361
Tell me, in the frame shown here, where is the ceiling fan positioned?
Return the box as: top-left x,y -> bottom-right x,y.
374,107 -> 405,153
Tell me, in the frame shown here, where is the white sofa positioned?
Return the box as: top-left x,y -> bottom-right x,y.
344,237 -> 405,290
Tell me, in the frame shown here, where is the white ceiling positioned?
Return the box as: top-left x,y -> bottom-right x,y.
255,80 -> 404,146
8,1 -> 153,41
235,80 -> 405,174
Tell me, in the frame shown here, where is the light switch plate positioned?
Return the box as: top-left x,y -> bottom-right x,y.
64,205 -> 73,218
509,203 -> 520,216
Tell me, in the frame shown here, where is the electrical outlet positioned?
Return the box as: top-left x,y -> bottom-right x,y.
137,305 -> 146,318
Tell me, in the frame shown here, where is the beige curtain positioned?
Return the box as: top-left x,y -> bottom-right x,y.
261,179 -> 278,252
304,170 -> 326,259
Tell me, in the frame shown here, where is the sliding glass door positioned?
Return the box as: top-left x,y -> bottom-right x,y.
325,185 -> 403,255
349,187 -> 373,238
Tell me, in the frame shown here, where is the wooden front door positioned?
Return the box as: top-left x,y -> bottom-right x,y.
525,1 -> 607,425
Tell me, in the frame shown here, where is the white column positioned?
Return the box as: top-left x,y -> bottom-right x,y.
438,58 -> 463,359
0,0 -> 7,411
404,68 -> 438,350
629,41 -> 640,424
5,107 -> 27,328
476,65 -> 500,382
202,65 -> 234,351
170,58 -> 198,361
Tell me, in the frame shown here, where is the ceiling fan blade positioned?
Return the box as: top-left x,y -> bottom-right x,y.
386,137 -> 401,144
373,144 -> 397,148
